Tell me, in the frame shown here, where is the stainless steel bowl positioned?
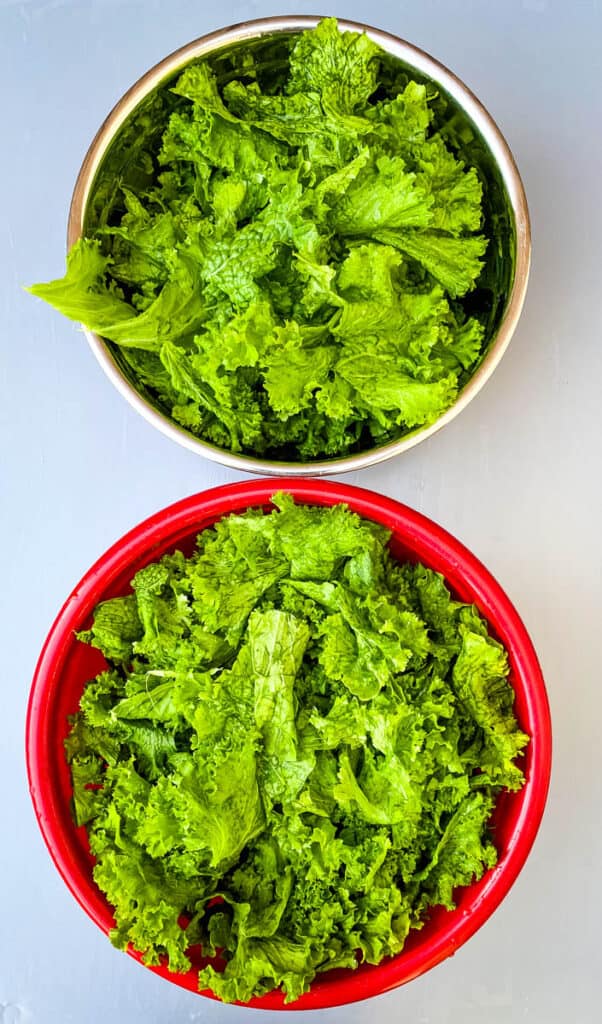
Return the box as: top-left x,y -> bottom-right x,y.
68,15 -> 530,477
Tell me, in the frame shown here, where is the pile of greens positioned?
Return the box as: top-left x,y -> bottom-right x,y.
67,495 -> 528,1003
29,19 -> 491,461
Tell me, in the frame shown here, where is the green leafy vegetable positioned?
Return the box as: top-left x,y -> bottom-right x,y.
28,18 -> 493,461
67,495 -> 528,1003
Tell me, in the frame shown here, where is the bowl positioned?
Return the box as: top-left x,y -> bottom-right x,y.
67,16 -> 530,477
26,479 -> 551,1009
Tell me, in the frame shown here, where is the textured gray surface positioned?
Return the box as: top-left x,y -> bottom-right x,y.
1,1 -> 600,1021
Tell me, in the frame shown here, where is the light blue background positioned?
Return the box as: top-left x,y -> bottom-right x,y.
2,2 -> 601,1022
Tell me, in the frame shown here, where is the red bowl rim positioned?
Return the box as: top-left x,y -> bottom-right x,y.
26,479 -> 552,1009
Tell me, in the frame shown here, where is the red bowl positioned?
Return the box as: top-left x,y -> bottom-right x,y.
26,480 -> 551,1009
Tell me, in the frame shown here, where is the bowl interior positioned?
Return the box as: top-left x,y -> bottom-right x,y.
27,481 -> 550,1009
73,20 -> 522,473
